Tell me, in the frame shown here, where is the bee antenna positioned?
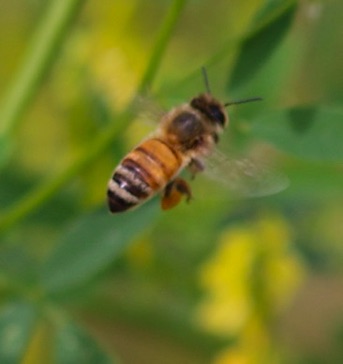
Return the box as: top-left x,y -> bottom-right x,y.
201,67 -> 212,94
224,97 -> 263,107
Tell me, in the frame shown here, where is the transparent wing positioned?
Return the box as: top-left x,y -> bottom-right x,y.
126,96 -> 167,144
132,95 -> 167,126
203,148 -> 289,197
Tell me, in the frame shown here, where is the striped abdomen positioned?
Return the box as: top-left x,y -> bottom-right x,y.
107,138 -> 183,213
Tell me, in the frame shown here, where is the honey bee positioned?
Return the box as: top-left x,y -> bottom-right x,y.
107,69 -> 264,213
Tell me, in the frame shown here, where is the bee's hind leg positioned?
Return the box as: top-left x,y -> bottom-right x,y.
161,178 -> 192,210
188,158 -> 205,179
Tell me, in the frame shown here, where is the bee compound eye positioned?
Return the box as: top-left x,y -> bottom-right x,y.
209,105 -> 225,126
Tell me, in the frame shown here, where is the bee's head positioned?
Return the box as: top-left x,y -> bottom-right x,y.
191,68 -> 262,129
190,93 -> 228,128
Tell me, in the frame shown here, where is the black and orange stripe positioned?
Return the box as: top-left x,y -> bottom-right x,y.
107,138 -> 183,213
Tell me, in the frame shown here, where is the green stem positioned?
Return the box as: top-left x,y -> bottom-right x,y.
0,0 -> 187,234
0,0 -> 85,138
137,0 -> 187,94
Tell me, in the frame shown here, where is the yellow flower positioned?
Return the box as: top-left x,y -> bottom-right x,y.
213,316 -> 278,364
255,216 -> 304,312
196,228 -> 256,335
90,47 -> 138,111
214,347 -> 250,364
195,213 -> 306,362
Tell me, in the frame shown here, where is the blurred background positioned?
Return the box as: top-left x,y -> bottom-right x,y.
1,0 -> 343,363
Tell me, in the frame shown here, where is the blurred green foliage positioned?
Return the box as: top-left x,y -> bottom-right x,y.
1,0 -> 343,363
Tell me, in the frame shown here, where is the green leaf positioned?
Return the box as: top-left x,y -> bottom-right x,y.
227,3 -> 297,93
0,246 -> 38,284
252,0 -> 295,26
252,107 -> 343,161
0,301 -> 116,363
0,301 -> 38,364
40,201 -> 159,294
0,135 -> 12,170
54,321 -> 116,364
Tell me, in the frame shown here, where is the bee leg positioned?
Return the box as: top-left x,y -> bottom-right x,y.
188,158 -> 205,179
161,178 -> 192,210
